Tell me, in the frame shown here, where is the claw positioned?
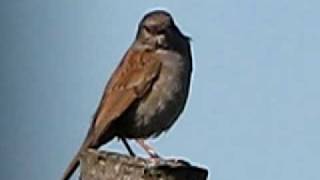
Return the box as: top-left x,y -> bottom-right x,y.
136,139 -> 161,158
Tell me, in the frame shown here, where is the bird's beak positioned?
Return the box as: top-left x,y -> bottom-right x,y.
156,34 -> 166,45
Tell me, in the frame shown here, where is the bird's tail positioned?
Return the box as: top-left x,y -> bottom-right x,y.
62,118 -> 115,179
61,132 -> 95,180
61,148 -> 81,180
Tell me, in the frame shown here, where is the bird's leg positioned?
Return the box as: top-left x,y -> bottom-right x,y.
136,139 -> 160,158
120,137 -> 136,157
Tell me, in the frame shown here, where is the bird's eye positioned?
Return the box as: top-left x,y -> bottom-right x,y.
158,29 -> 166,34
143,25 -> 166,35
144,25 -> 152,33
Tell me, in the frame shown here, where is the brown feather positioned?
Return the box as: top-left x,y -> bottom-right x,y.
61,48 -> 161,180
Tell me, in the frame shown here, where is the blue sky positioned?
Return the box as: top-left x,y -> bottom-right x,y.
1,1 -> 320,180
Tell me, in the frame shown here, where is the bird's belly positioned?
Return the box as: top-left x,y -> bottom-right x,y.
134,88 -> 184,137
120,69 -> 189,138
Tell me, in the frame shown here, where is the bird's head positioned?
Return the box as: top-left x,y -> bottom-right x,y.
136,10 -> 188,49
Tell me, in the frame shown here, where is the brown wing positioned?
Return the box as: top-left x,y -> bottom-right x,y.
90,48 -> 161,144
62,48 -> 162,180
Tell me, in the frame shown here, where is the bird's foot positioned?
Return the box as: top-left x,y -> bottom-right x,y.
120,138 -> 136,157
167,158 -> 191,166
146,156 -> 167,167
147,156 -> 191,168
148,149 -> 161,159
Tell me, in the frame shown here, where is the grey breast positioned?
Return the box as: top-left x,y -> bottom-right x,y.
123,49 -> 191,138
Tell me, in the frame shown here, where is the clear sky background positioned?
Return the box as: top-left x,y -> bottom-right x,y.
1,1 -> 320,180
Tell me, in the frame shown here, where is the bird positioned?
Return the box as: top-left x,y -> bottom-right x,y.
62,10 -> 193,180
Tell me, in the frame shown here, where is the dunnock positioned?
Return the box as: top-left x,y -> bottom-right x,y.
62,10 -> 192,180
